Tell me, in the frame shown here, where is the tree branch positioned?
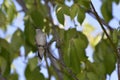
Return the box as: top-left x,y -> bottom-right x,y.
90,1 -> 118,57
44,0 -> 79,80
48,47 -> 79,80
90,2 -> 120,79
44,49 -> 51,80
86,10 -> 114,31
44,1 -> 64,80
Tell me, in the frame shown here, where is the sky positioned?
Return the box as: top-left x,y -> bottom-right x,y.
0,0 -> 120,80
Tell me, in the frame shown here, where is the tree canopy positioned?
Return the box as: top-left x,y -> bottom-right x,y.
0,0 -> 120,80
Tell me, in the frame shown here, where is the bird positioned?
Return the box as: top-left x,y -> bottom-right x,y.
35,29 -> 46,60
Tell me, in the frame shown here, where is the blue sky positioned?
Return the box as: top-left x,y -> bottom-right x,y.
0,0 -> 120,80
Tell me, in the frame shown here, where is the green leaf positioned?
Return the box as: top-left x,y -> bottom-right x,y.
25,65 -> 31,80
60,29 -> 88,73
63,71 -> 74,80
7,1 -> 17,23
101,1 -> 113,22
0,40 -> 13,63
31,67 -> 45,80
2,52 -> 11,77
37,2 -> 48,17
0,39 -> 11,77
30,10 -> 44,27
24,43 -> 32,56
7,73 -> 18,80
77,0 -> 90,9
56,4 -> 70,25
112,29 -> 120,45
77,8 -> 85,24
63,6 -> 70,16
25,65 -> 45,80
114,0 -> 120,4
28,57 -> 38,71
69,41 -> 81,73
24,20 -> 37,55
24,21 -> 36,47
55,0 -> 65,4
93,39 -> 116,75
43,19 -> 52,34
0,9 -> 7,29
0,38 -> 10,53
56,6 -> 65,25
77,72 -> 86,80
86,61 -> 106,79
3,63 -> 11,77
70,4 -> 79,19
11,29 -> 23,53
25,0 -> 48,17
92,62 -> 106,77
1,0 -> 17,25
24,0 -> 34,9
87,72 -> 98,80
104,51 -> 116,75
0,56 -> 7,75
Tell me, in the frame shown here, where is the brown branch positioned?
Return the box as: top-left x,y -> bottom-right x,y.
90,2 -> 120,79
44,49 -> 51,80
44,0 -> 79,80
86,10 -> 114,31
47,51 -> 63,80
90,1 -> 118,57
44,0 -> 64,80
78,2 -> 114,31
48,47 -> 79,80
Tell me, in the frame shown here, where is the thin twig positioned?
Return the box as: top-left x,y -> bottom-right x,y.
44,0 -> 64,80
78,4 -> 114,31
48,47 -> 79,80
90,1 -> 118,57
44,0 -> 79,80
87,10 -> 114,31
44,48 -> 51,80
47,50 -> 63,80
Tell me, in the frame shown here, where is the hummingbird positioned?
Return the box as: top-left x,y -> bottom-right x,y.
35,29 -> 46,60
